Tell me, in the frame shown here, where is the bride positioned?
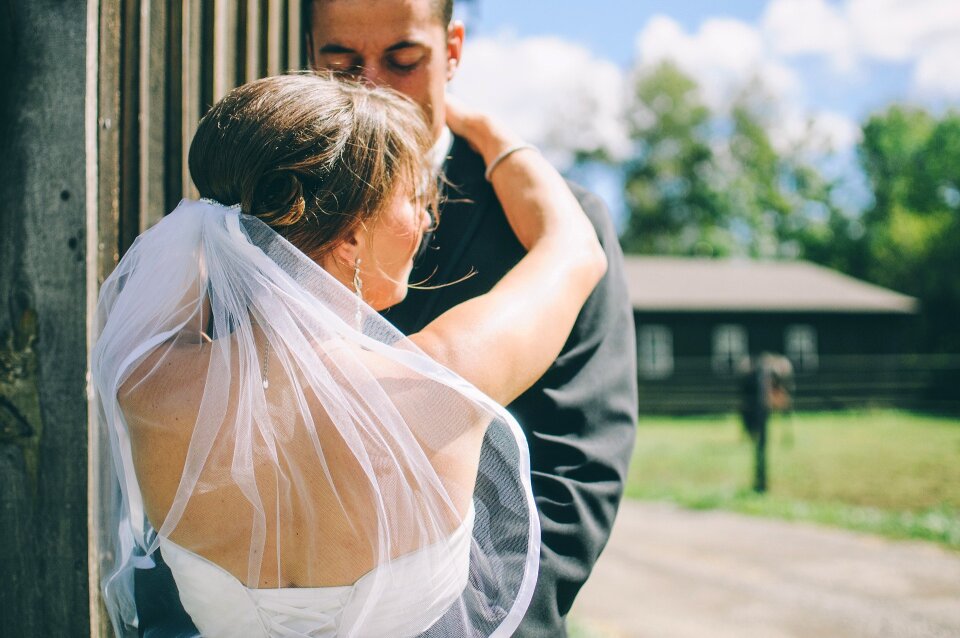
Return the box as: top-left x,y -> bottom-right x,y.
93,73 -> 605,638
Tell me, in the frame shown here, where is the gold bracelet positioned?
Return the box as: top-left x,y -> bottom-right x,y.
484,143 -> 538,182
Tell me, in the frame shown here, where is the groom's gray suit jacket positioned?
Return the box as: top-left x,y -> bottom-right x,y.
385,135 -> 638,638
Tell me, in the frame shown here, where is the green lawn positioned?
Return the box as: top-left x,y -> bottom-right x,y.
625,410 -> 960,548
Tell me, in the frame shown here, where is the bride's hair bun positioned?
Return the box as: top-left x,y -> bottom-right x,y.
188,72 -> 437,261
252,171 -> 306,227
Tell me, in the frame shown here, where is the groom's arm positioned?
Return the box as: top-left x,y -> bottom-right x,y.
511,184 -> 638,637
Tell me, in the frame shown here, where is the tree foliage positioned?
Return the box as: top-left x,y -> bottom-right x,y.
621,62 -> 847,259
620,62 -> 725,255
854,106 -> 960,351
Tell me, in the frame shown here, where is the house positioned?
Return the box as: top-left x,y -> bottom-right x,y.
624,257 -> 923,413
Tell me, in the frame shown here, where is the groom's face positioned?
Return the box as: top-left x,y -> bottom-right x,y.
307,0 -> 464,141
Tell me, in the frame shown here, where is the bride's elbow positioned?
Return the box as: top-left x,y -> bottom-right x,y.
590,240 -> 608,281
578,238 -> 607,289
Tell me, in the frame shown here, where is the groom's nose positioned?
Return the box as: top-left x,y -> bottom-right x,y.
359,63 -> 386,87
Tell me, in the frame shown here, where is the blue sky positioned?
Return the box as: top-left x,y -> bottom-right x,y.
448,0 -> 960,228
467,1 -> 764,66
461,0 -> 957,125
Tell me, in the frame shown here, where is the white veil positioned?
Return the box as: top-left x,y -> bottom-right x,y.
92,199 -> 539,637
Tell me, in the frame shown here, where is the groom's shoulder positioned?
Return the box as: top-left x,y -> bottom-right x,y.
566,180 -> 619,245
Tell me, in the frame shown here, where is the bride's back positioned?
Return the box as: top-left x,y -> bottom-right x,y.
118,331 -> 482,589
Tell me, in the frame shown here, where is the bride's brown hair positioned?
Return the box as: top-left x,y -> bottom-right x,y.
189,72 -> 437,260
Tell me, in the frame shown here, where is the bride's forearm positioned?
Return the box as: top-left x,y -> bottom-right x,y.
411,232 -> 605,405
412,102 -> 606,405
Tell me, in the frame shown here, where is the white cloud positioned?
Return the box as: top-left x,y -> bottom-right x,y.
761,0 -> 855,71
913,39 -> 960,99
771,109 -> 863,155
810,111 -> 863,151
847,0 -> 960,63
450,33 -> 628,169
449,1 -> 960,170
633,14 -> 863,155
639,16 -> 764,77
635,16 -> 800,110
762,0 -> 960,98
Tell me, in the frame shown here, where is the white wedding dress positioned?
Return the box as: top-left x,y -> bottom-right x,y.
159,505 -> 474,638
93,200 -> 540,638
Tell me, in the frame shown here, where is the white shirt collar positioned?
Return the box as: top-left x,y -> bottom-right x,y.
427,126 -> 455,174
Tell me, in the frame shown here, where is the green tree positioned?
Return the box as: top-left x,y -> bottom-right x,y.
725,85 -> 859,266
619,64 -> 960,352
621,63 -> 849,260
855,106 -> 960,351
620,61 -> 729,255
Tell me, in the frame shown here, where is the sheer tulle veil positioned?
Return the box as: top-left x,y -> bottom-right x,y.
92,198 -> 540,637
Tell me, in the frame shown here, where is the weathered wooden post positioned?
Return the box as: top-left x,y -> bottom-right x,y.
0,1 -> 99,635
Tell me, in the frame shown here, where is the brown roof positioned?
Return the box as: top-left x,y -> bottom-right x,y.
623,257 -> 918,313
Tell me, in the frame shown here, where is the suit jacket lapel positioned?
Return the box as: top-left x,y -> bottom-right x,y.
398,134 -> 494,329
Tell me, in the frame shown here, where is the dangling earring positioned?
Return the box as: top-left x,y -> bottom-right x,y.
353,257 -> 363,332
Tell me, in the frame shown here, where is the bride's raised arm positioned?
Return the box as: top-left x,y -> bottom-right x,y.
409,99 -> 607,406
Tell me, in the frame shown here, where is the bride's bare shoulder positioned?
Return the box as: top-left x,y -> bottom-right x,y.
117,336 -> 213,423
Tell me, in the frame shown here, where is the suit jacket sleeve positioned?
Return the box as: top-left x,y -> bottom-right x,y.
512,184 -> 638,637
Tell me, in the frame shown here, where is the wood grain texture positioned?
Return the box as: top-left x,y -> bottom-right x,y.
0,1 -> 91,635
139,0 -> 168,230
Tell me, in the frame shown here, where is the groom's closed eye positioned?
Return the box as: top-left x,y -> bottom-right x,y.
316,46 -> 362,76
315,42 -> 429,79
385,46 -> 428,73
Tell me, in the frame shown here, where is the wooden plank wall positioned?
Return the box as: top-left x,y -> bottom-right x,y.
92,1 -> 306,635
93,0 -> 307,629
106,0 -> 306,260
1,1 -> 307,633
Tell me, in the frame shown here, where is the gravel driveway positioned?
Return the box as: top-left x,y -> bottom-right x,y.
569,501 -> 960,638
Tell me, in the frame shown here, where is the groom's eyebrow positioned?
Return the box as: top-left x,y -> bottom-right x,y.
317,43 -> 358,55
317,40 -> 424,55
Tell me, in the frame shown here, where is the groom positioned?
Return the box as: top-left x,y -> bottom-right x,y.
306,1 -> 637,636
134,1 -> 636,636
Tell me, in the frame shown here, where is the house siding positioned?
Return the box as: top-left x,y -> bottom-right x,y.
633,310 -> 937,413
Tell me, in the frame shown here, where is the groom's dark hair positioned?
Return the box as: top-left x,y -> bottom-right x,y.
303,0 -> 455,33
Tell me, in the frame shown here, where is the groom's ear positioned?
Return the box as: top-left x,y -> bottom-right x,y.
446,21 -> 465,81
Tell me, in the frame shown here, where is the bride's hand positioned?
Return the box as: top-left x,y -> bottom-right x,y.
444,94 -> 473,139
445,95 -> 522,166
444,96 -> 602,259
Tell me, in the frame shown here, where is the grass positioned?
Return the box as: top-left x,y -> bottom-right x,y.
568,617 -> 624,638
625,410 -> 960,548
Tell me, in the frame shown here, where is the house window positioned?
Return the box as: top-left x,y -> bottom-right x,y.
638,325 -> 674,379
712,324 -> 747,374
785,324 -> 819,371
